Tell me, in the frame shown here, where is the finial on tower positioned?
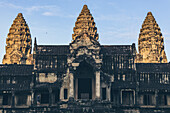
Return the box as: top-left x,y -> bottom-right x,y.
17,13 -> 23,17
147,12 -> 152,15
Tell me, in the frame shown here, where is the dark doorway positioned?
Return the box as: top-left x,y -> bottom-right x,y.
41,93 -> 49,104
102,88 -> 106,100
3,94 -> 9,105
75,61 -> 94,100
78,78 -> 92,99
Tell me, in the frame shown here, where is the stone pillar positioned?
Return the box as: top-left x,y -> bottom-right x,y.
95,71 -> 100,99
75,78 -> 78,100
69,73 -> 74,100
31,90 -> 34,106
107,85 -> 111,101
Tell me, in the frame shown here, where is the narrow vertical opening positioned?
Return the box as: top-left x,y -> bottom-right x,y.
102,88 -> 106,100
64,89 -> 68,99
3,94 -> 9,105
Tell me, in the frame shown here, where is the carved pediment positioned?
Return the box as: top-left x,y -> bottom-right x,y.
10,53 -> 21,64
70,32 -> 100,50
9,49 -> 22,57
68,32 -> 102,71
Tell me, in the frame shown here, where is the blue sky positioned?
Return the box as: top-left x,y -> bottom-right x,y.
1,0 -> 170,62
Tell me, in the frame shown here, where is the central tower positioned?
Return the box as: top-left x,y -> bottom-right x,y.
72,5 -> 99,41
66,5 -> 102,100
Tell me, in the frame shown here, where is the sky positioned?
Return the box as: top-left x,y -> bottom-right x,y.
1,0 -> 170,62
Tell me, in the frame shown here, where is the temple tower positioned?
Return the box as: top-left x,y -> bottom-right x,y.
72,5 -> 99,40
64,5 -> 102,100
2,13 -> 33,64
136,12 -> 167,63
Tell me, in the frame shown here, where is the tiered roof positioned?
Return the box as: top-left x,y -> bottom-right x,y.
137,12 -> 167,63
72,5 -> 98,40
3,13 -> 32,64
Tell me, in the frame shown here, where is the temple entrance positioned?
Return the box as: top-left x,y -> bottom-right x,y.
74,60 -> 95,100
78,78 -> 92,99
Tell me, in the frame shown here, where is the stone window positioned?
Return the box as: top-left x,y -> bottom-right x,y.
122,91 -> 134,105
161,73 -> 169,84
2,94 -> 11,105
158,94 -> 167,106
140,73 -> 144,81
16,95 -> 27,106
143,94 -> 155,105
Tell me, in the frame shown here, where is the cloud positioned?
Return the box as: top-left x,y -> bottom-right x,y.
0,2 -> 63,17
0,1 -> 77,18
25,5 -> 61,15
0,2 -> 23,9
42,12 -> 55,16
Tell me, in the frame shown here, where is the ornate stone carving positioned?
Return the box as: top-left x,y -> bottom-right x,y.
69,31 -> 102,70
3,13 -> 33,64
136,12 -> 167,63
72,5 -> 99,41
66,5 -> 103,100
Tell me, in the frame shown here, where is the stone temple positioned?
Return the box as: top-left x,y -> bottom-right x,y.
136,12 -> 167,63
0,4 -> 170,113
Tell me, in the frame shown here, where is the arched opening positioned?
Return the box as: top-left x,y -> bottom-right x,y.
74,60 -> 95,100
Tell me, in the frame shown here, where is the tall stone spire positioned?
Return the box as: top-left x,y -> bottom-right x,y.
72,5 -> 99,40
136,12 -> 167,63
3,13 -> 33,64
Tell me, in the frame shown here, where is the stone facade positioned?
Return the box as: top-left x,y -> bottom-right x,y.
136,12 -> 167,63
67,5 -> 103,100
2,13 -> 33,64
1,4 -> 170,113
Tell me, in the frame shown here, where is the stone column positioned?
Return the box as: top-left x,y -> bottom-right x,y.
75,78 -> 78,100
107,85 -> 111,101
31,90 -> 34,106
69,73 -> 74,100
95,71 -> 100,99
